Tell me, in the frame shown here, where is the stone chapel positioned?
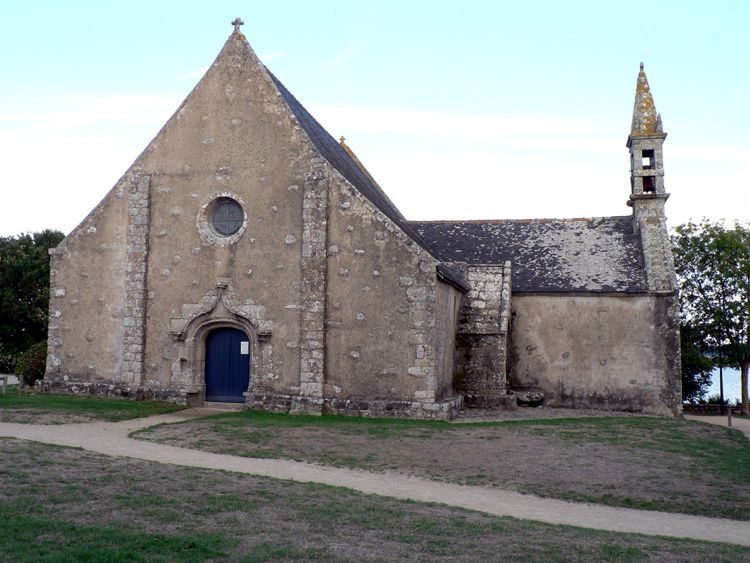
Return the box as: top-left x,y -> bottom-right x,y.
42,23 -> 682,418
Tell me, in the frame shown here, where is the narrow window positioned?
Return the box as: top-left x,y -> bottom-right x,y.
641,149 -> 655,169
643,176 -> 656,193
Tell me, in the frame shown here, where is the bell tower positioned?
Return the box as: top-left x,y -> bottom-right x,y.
626,63 -> 677,292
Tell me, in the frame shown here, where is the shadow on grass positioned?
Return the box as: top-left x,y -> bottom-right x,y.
0,507 -> 230,562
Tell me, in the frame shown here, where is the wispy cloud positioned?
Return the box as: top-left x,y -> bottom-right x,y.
178,67 -> 209,80
0,92 -> 183,235
310,104 -> 750,163
1,94 -> 181,132
668,145 -> 750,162
259,50 -> 286,62
322,47 -> 359,70
311,104 -> 617,145
1,95 -> 747,236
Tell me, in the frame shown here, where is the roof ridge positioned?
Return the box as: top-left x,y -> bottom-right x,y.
410,215 -> 632,225
338,137 -> 405,222
264,68 -> 468,291
265,69 -> 439,252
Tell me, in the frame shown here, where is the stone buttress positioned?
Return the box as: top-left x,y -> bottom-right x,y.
454,261 -> 514,407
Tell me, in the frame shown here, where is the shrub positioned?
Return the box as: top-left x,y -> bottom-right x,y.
0,230 -> 65,361
15,340 -> 48,387
705,394 -> 728,406
0,344 -> 17,373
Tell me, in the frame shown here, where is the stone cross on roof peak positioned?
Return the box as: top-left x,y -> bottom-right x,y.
231,18 -> 244,33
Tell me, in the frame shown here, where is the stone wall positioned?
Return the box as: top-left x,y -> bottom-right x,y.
435,281 -> 464,401
509,293 -> 681,416
454,262 -> 512,407
136,33 -> 317,399
248,392 -> 462,420
37,378 -> 190,405
683,404 -> 744,416
45,33 -> 316,403
45,172 -> 133,385
323,171 -> 461,409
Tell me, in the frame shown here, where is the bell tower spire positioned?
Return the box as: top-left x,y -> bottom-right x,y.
627,62 -> 667,199
626,63 -> 676,293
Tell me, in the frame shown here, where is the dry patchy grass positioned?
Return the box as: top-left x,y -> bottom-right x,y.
1,439 -> 747,562
134,411 -> 750,520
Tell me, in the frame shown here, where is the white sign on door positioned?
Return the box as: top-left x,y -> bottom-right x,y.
240,341 -> 249,355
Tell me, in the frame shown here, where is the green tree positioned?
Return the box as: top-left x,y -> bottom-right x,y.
680,323 -> 713,403
0,230 -> 65,372
672,220 -> 750,415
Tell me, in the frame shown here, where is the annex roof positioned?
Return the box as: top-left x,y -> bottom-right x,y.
410,216 -> 648,293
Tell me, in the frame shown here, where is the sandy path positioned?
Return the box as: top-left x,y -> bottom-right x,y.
1,409 -> 749,547
685,414 -> 750,439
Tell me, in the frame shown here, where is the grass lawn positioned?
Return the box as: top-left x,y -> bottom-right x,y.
1,439 -> 747,562
134,411 -> 750,520
0,385 -> 182,423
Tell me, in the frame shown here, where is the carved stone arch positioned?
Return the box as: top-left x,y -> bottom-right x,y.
168,282 -> 274,403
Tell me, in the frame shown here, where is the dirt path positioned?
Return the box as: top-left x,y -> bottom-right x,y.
1,409 -> 749,547
685,414 -> 750,439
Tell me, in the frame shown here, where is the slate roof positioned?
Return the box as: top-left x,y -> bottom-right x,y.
410,217 -> 648,293
267,70 -> 470,293
266,68 -> 644,295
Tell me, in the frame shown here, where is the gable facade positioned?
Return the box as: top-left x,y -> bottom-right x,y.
42,27 -> 681,418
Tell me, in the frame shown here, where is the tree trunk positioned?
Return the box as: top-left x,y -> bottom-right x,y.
742,361 -> 749,416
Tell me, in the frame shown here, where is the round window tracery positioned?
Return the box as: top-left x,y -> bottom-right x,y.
197,192 -> 247,246
211,198 -> 244,236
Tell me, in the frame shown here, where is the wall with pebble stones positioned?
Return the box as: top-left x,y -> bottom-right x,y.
43,33 -> 466,418
45,172 -> 133,386
323,171 -> 464,407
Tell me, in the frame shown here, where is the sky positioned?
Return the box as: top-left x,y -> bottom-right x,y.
1,0 -> 749,237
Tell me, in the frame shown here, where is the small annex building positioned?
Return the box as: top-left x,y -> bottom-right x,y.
42,23 -> 682,418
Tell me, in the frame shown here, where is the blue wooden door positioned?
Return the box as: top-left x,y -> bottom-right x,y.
205,328 -> 250,403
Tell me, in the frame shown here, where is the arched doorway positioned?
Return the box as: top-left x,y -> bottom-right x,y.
205,327 -> 250,403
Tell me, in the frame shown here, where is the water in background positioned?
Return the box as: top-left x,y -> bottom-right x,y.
707,367 -> 743,403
